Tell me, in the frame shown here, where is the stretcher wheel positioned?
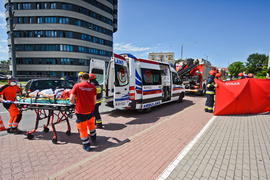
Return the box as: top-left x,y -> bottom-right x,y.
27,133 -> 34,140
43,127 -> 49,133
52,138 -> 57,144
66,130 -> 71,136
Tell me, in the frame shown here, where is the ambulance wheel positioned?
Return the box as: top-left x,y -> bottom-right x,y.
177,95 -> 183,103
43,127 -> 49,133
137,109 -> 144,113
52,138 -> 57,144
66,130 -> 71,136
27,133 -> 34,140
144,107 -> 152,113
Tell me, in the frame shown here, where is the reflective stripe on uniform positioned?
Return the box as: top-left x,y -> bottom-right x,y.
207,83 -> 215,88
81,136 -> 90,145
90,129 -> 96,136
205,106 -> 213,110
206,91 -> 215,94
96,99 -> 102,104
96,119 -> 102,123
96,87 -> 102,94
12,122 -> 19,128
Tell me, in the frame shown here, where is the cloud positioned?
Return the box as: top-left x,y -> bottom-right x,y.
0,39 -> 7,43
0,45 -> 8,54
0,12 -> 5,19
0,12 -> 7,28
114,43 -> 151,52
0,22 -> 6,28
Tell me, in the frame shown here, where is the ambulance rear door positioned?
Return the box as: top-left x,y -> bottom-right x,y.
89,58 -> 106,96
113,54 -> 130,108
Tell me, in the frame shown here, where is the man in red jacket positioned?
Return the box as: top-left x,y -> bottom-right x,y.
0,76 -> 22,134
70,73 -> 97,151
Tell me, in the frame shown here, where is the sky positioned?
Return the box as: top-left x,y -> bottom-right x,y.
0,0 -> 269,68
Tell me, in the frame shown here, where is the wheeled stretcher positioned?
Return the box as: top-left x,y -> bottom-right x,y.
14,96 -> 75,144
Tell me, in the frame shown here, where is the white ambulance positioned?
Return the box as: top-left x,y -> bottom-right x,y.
89,53 -> 185,112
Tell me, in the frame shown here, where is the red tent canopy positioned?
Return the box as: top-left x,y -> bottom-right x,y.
214,78 -> 270,115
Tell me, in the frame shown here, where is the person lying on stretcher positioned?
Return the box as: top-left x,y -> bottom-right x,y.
28,88 -> 71,99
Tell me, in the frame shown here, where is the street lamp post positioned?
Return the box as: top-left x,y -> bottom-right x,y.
203,54 -> 208,61
170,41 -> 198,60
180,41 -> 198,60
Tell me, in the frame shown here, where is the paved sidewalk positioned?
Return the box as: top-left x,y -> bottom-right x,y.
1,96 -> 269,180
48,100 -> 212,180
161,112 -> 270,180
0,97 -> 209,180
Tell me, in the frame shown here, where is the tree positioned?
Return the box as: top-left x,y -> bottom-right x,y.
228,61 -> 245,77
174,59 -> 184,66
256,56 -> 269,77
245,53 -> 267,75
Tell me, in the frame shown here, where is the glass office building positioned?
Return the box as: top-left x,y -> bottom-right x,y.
4,0 -> 118,79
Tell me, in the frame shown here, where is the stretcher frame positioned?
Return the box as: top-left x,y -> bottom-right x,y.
14,96 -> 74,144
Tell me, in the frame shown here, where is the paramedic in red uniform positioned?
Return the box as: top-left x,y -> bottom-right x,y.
70,73 -> 97,151
0,76 -> 22,134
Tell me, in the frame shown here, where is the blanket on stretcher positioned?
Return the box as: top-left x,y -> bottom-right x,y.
15,96 -> 70,104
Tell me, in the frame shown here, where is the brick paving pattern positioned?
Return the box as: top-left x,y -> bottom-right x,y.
166,113 -> 270,180
0,96 -> 207,180
49,100 -> 212,180
1,94 -> 269,180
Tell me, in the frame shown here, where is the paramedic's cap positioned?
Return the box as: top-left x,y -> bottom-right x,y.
79,73 -> 89,80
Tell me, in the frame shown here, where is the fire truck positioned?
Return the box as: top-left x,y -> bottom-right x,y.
176,58 -> 216,95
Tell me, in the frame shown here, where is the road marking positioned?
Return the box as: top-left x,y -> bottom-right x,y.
0,111 -> 8,114
157,116 -> 217,180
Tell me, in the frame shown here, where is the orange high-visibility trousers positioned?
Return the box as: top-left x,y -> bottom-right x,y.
76,117 -> 95,139
7,107 -> 22,128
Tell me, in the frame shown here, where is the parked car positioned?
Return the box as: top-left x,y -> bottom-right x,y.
0,74 -> 8,80
63,76 -> 79,83
24,79 -> 75,93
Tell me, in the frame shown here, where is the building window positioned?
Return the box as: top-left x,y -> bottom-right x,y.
37,17 -> 42,23
59,17 -> 69,24
37,3 -> 41,9
22,3 -> 31,10
45,17 -> 57,23
51,3 -> 56,9
62,4 -> 72,10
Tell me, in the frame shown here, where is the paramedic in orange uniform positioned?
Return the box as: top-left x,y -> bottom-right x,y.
0,76 -> 22,134
70,73 -> 97,152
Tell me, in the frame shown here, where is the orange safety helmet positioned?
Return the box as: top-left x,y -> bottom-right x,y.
248,73 -> 253,78
215,73 -> 221,78
238,72 -> 244,77
209,70 -> 216,75
89,73 -> 96,80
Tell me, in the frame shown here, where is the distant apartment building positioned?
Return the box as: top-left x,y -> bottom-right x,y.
0,62 -> 10,73
4,0 -> 118,79
148,52 -> 175,64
